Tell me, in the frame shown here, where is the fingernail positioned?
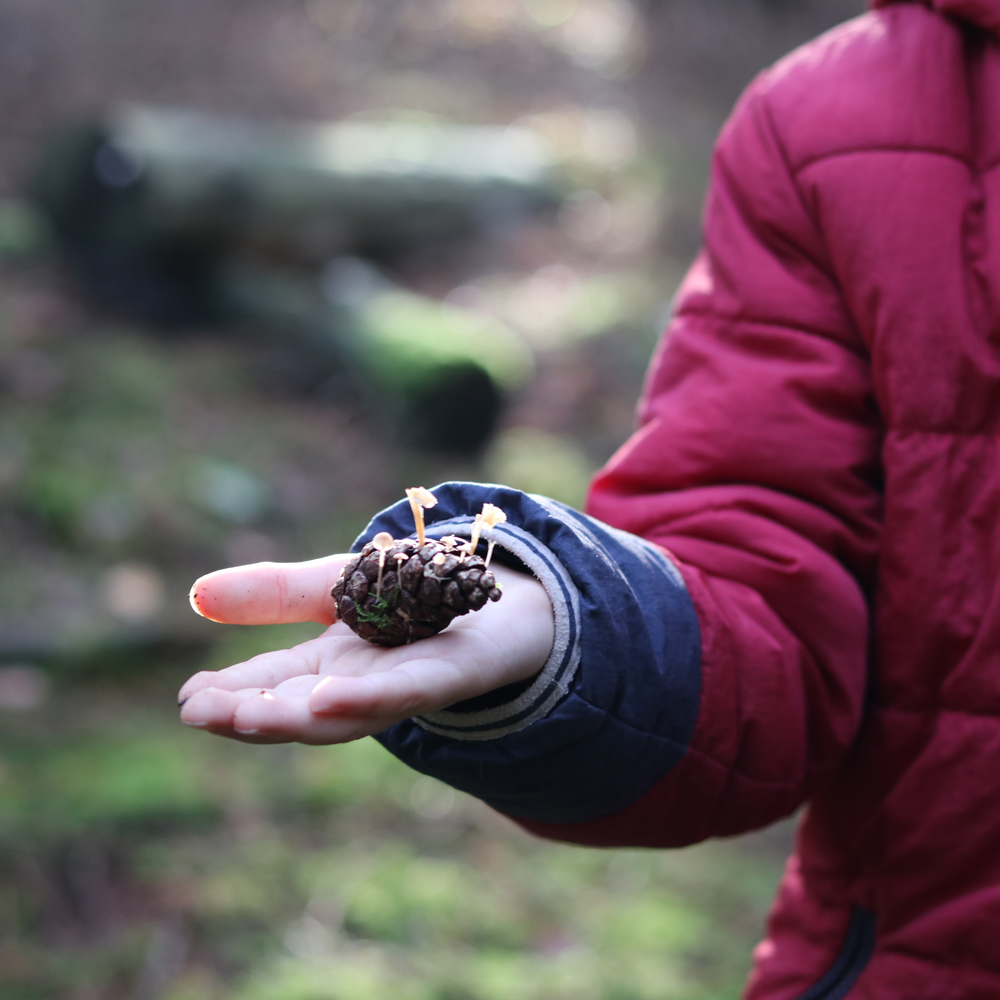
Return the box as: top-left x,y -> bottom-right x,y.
234,727 -> 259,735
181,718 -> 206,728
189,582 -> 205,618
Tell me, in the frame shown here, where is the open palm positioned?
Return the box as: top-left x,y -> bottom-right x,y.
179,555 -> 554,745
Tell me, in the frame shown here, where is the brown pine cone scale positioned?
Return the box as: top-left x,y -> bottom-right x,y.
332,536 -> 502,646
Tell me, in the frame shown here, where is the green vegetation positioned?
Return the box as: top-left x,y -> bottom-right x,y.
354,596 -> 397,630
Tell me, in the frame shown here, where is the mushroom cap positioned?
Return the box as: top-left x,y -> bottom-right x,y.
479,503 -> 507,530
405,486 -> 438,509
372,531 -> 395,552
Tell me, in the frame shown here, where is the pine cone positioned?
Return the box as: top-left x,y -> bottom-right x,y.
332,535 -> 502,646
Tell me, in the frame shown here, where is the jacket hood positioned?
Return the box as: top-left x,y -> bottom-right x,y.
872,0 -> 1000,34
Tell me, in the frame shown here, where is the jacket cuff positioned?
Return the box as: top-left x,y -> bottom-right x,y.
353,482 -> 702,824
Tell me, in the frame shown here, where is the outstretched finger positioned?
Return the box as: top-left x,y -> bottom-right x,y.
181,684 -> 381,745
179,685 -> 278,742
177,626 -> 362,703
189,554 -> 352,626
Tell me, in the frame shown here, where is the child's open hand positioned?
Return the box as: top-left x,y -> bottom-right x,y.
178,556 -> 554,745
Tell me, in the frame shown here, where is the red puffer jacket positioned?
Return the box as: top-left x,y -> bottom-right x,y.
571,0 -> 1000,996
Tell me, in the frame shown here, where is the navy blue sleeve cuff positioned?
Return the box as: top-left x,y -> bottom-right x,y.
355,482 -> 701,825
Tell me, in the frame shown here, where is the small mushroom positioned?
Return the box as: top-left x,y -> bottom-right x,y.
481,504 -> 507,568
468,502 -> 507,566
405,487 -> 438,546
372,531 -> 394,599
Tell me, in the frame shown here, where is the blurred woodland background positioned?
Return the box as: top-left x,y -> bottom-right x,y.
0,1 -> 862,997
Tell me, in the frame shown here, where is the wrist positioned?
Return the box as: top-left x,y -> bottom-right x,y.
441,564 -> 552,713
411,519 -> 576,740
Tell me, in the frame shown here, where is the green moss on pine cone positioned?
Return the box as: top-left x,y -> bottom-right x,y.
331,535 -> 502,646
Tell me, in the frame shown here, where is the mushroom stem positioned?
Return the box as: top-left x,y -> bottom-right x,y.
409,497 -> 426,546
405,487 -> 437,546
372,531 -> 395,600
485,538 -> 497,568
467,515 -> 484,557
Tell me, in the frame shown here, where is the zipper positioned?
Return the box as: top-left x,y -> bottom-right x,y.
793,906 -> 877,1000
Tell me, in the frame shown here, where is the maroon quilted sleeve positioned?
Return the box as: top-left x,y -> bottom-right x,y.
520,72 -> 884,847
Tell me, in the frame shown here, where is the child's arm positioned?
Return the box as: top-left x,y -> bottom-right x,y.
548,67 -> 883,848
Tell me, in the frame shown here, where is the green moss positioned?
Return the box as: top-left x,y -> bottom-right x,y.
354,595 -> 396,630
